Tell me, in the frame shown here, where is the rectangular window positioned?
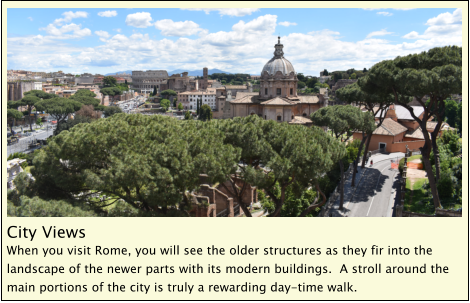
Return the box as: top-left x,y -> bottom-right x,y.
277,116 -> 282,121
277,88 -> 281,95
265,88 -> 268,95
290,88 -> 293,95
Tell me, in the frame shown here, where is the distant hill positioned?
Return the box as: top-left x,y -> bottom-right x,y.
167,69 -> 232,77
105,70 -> 132,76
105,69 -> 232,77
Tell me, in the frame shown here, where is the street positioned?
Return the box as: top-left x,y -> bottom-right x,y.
7,127 -> 55,156
343,159 -> 401,217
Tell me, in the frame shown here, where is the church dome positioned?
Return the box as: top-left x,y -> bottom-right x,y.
261,37 -> 296,76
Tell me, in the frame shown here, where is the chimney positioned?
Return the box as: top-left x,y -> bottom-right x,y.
385,104 -> 398,122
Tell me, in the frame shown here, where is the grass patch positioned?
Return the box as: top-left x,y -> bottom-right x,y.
404,177 -> 435,215
24,166 -> 32,173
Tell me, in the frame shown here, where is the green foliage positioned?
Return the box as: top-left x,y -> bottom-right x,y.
7,109 -> 24,128
35,97 -> 83,125
100,87 -> 122,96
69,90 -> 100,107
102,106 -> 123,118
160,99 -> 171,111
177,102 -> 184,111
103,76 -> 117,87
198,104 -> 212,121
160,89 -> 177,97
54,115 -> 93,136
444,98 -> 459,129
7,195 -> 97,217
184,111 -> 193,120
350,73 -> 357,79
24,90 -> 56,99
211,73 -> 250,84
297,81 -> 306,89
31,114 -> 241,214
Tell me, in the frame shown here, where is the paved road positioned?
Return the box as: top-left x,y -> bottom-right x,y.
7,128 -> 54,156
343,159 -> 401,217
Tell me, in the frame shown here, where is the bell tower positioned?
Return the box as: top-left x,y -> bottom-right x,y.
203,67 -> 208,90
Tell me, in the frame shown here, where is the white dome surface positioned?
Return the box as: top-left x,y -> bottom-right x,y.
262,57 -> 296,76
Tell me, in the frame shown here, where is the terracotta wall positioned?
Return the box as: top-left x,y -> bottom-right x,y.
389,140 -> 425,153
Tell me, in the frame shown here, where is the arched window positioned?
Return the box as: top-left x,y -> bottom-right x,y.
277,116 -> 282,121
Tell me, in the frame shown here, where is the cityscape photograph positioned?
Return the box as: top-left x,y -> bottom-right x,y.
6,7 -> 463,217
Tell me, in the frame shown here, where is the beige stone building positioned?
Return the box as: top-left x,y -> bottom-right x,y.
223,37 -> 327,124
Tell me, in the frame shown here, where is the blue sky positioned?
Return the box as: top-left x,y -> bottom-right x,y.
7,8 -> 463,75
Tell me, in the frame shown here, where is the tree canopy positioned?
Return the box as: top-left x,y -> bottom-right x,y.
103,76 -> 117,87
360,45 -> 462,209
100,87 -> 122,96
34,97 -> 83,126
31,114 -> 241,215
102,106 -> 123,118
198,104 -> 212,121
160,99 -> 171,112
7,109 -> 24,130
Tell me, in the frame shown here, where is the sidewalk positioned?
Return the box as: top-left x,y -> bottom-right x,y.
327,152 -> 404,217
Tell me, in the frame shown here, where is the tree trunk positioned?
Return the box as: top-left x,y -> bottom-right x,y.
351,134 -> 367,187
338,159 -> 344,210
239,202 -> 252,217
421,143 -> 442,209
431,137 -> 441,182
361,133 -> 372,168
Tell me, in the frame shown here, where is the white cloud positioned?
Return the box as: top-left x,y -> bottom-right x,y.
40,23 -> 92,39
125,12 -> 153,28
403,8 -> 461,39
28,17 -> 33,21
366,29 -> 393,38
98,10 -> 117,17
181,8 -> 259,17
308,29 -> 340,36
279,21 -> 297,27
154,19 -> 205,37
95,30 -> 111,41
232,14 -> 277,33
377,12 -> 393,16
114,28 -> 122,33
7,11 -> 462,76
54,11 -> 88,25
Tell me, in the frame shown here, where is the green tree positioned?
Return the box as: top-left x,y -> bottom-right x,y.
456,102 -> 462,132
363,68 -> 367,73
444,98 -> 459,129
216,115 -> 345,217
34,98 -> 83,133
362,46 -> 462,209
297,81 -> 306,89
350,73 -> 357,79
24,89 -> 57,100
336,81 -> 394,178
297,73 -> 306,82
160,99 -> 171,112
31,114 -> 241,215
311,105 -> 375,209
102,106 -> 123,118
7,109 -> 23,132
153,86 -> 157,96
177,103 -> 184,111
100,87 -> 122,96
198,104 -> 212,121
184,111 -> 193,120
54,115 -> 93,136
323,69 -> 328,76
14,95 -> 40,131
160,89 -> 177,99
69,89 -> 100,107
103,76 -> 117,87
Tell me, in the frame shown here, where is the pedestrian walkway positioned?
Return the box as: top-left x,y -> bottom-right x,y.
327,152 -> 404,217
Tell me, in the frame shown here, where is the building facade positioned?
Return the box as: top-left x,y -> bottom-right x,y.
131,70 -> 168,94
225,37 -> 327,125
